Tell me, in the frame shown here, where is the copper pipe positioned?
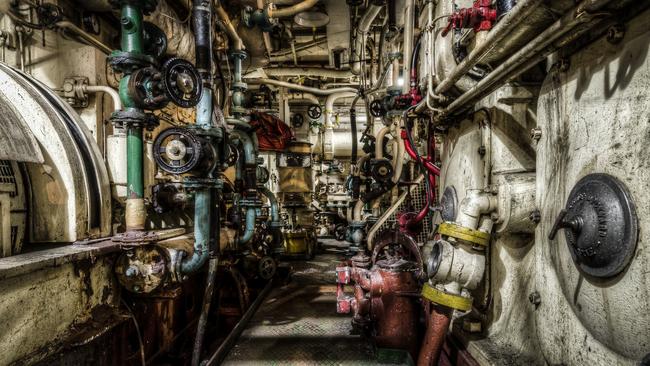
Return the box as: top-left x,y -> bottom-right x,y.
417,304 -> 453,366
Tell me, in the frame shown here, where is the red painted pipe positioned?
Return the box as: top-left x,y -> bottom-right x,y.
417,304 -> 453,366
401,131 -> 441,176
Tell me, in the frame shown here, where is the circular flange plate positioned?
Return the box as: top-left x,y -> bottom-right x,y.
563,173 -> 638,278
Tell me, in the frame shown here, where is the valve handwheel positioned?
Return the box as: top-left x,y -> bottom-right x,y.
307,104 -> 322,119
161,58 -> 202,108
153,128 -> 203,174
291,113 -> 305,128
258,256 -> 277,280
369,100 -> 386,117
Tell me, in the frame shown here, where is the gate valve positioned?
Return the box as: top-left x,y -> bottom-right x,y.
441,0 -> 497,37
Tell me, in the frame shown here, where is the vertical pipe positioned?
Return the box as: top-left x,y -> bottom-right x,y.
191,2 -> 218,365
417,305 -> 453,366
182,190 -> 211,273
402,0 -> 415,94
118,3 -> 146,231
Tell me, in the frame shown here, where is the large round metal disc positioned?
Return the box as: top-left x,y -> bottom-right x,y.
563,173 -> 638,278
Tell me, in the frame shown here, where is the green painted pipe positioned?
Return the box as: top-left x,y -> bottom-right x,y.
127,127 -> 144,199
116,2 -> 146,230
120,4 -> 144,53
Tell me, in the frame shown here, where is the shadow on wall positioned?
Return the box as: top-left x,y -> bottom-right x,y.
573,15 -> 650,100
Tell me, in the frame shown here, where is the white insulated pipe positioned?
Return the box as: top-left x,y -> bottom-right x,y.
268,0 -> 319,18
84,85 -> 121,112
257,78 -> 356,95
401,0 -> 415,94
351,4 -> 383,75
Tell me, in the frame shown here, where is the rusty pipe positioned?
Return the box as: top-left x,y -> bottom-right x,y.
417,304 -> 453,366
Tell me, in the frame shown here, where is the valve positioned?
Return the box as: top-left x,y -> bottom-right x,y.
369,158 -> 394,184
369,99 -> 386,118
307,104 -> 323,119
291,113 -> 305,128
441,0 -> 497,37
153,127 -> 217,175
161,58 -> 202,108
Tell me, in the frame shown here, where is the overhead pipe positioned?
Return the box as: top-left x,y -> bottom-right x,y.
286,92 -> 320,105
433,0 -> 543,96
351,4 -> 383,75
244,67 -> 354,79
267,0 -> 319,18
440,0 -> 609,116
256,78 -> 357,95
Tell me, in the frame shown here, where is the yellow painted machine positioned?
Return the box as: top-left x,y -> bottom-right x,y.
277,142 -> 317,258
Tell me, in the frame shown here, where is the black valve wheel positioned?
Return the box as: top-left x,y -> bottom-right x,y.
291,113 -> 305,128
307,104 -> 322,119
369,99 -> 386,118
153,128 -> 203,174
161,58 -> 202,108
258,256 -> 277,280
370,158 -> 394,183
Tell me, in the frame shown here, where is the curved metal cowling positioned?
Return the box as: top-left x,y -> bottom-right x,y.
0,63 -> 111,242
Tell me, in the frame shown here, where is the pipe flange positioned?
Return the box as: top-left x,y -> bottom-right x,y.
269,221 -> 283,229
437,222 -> 490,247
108,0 -> 158,14
183,177 -> 222,190
421,283 -> 472,311
110,109 -> 159,130
108,51 -> 156,73
350,221 -> 366,229
240,197 -> 263,208
230,49 -> 248,61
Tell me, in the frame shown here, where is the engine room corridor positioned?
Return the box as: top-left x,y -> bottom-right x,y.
222,240 -> 385,366
1,0 -> 649,365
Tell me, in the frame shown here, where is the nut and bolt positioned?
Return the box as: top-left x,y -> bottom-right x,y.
530,127 -> 542,142
478,146 -> 486,156
462,319 -> 482,333
606,24 -> 625,45
529,209 -> 541,224
529,291 -> 541,307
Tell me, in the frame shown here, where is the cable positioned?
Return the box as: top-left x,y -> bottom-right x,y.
121,299 -> 146,366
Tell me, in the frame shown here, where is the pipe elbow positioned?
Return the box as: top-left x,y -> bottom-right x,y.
456,191 -> 497,229
237,207 -> 257,245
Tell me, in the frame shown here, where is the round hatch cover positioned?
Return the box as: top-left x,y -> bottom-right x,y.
563,173 -> 638,278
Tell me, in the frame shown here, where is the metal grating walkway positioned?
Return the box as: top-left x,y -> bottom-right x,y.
222,240 -> 379,366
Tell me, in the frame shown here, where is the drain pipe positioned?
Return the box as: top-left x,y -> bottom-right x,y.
190,2 -> 219,366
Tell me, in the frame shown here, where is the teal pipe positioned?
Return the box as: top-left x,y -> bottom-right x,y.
181,189 -> 211,273
196,89 -> 212,129
230,129 -> 256,166
238,207 -> 257,245
259,186 -> 280,223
